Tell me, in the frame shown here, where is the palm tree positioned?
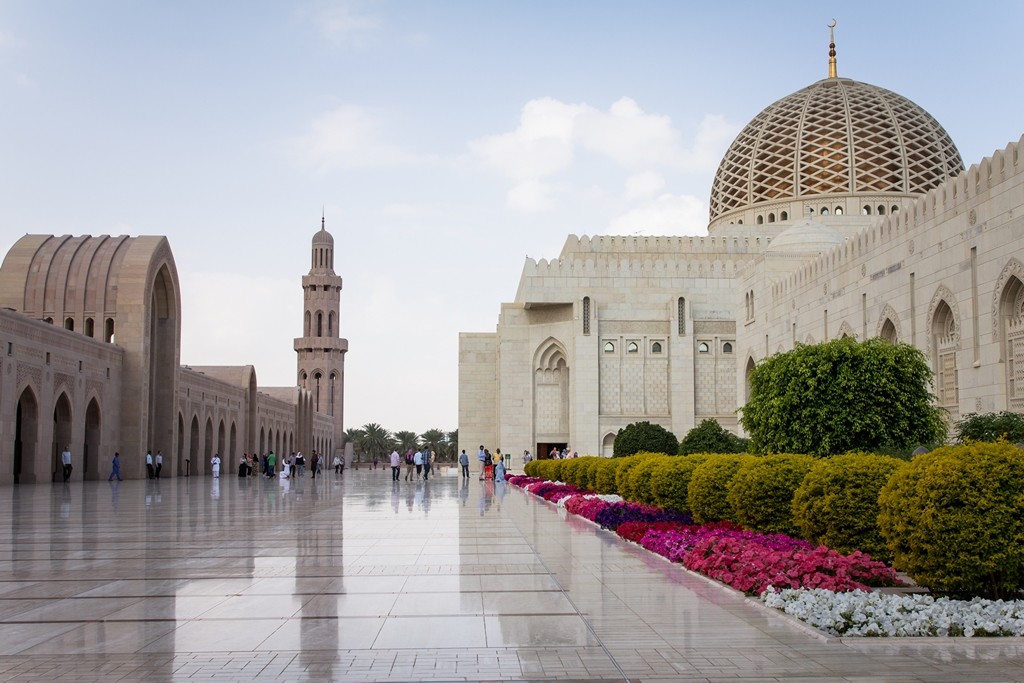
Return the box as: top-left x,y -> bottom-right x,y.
420,428 -> 447,461
393,430 -> 419,454
445,429 -> 458,460
361,423 -> 393,463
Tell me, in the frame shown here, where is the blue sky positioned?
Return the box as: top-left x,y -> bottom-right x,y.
2,1 -> 1022,434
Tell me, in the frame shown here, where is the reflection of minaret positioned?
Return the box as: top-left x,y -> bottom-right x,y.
295,215 -> 348,459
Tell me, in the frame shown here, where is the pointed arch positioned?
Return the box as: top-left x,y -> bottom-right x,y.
744,356 -> 756,402
534,338 -> 570,448
995,261 -> 1024,411
13,387 -> 39,484
928,286 -> 961,420
84,398 -> 102,480
837,321 -> 856,340
52,392 -> 73,483
876,304 -> 902,343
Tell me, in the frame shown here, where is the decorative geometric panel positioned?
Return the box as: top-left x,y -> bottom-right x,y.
710,78 -> 964,222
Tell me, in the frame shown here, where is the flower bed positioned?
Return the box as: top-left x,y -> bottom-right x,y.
762,588 -> 1024,637
593,501 -> 692,530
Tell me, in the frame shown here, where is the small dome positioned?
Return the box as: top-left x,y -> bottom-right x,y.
766,220 -> 846,255
312,227 -> 334,247
709,77 -> 964,228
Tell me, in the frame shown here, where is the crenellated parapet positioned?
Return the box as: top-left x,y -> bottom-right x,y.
767,133 -> 1024,302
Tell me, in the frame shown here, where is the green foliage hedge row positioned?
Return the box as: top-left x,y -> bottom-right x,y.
519,441 -> 1024,598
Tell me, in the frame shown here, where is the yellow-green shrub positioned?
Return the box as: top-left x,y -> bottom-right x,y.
560,457 -> 592,488
594,458 -> 620,494
649,454 -> 709,512
524,459 -> 541,478
791,452 -> 905,560
878,441 -> 1024,598
586,458 -> 605,490
688,454 -> 755,523
626,455 -> 673,504
727,453 -> 815,535
616,453 -> 664,500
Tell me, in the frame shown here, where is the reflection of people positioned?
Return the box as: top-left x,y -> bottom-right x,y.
211,453 -> 221,478
61,445 -> 73,482
108,452 -> 122,481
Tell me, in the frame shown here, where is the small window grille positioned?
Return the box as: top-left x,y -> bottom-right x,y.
677,297 -> 686,335
583,297 -> 590,335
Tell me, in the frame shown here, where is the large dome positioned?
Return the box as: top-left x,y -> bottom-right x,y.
708,77 -> 964,230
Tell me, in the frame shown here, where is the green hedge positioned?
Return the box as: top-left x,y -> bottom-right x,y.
878,441 -> 1024,598
688,454 -> 755,523
791,452 -> 905,560
595,458 -> 621,494
625,455 -> 673,504
615,453 -> 665,500
727,454 -> 815,536
649,455 -> 709,513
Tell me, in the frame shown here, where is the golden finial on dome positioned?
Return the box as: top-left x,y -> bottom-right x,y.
828,19 -> 838,78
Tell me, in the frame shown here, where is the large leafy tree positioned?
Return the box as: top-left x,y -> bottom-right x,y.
740,337 -> 946,456
613,421 -> 679,457
393,430 -> 420,453
420,428 -> 447,459
678,418 -> 748,455
954,411 -> 1024,443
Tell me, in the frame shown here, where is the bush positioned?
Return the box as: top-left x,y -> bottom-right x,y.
791,452 -> 905,561
678,419 -> 747,455
613,421 -> 679,457
954,411 -> 1024,443
649,455 -> 709,513
727,454 -> 816,536
878,441 -> 1024,598
586,458 -> 605,490
594,458 -> 621,494
625,455 -> 673,504
688,454 -> 756,523
614,454 -> 658,499
523,460 -> 541,478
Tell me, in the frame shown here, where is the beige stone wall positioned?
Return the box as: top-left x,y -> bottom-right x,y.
458,332 -> 497,454
738,135 -> 1024,432
0,309 -> 123,484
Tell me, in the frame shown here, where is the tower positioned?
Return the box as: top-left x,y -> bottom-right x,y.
295,217 -> 348,459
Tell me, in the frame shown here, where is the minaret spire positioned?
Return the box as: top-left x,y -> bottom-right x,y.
827,19 -> 838,79
321,206 -> 325,230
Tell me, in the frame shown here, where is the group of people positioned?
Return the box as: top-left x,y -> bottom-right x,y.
548,446 -> 578,459
466,445 -> 507,481
392,448 -> 438,481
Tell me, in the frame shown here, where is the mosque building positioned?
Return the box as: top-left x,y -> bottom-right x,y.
458,30 -> 1024,456
0,221 -> 347,483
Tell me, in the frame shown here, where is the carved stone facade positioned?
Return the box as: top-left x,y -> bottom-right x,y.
0,225 -> 344,483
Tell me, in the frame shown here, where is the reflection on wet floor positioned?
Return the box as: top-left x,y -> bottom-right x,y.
0,467 -> 1021,681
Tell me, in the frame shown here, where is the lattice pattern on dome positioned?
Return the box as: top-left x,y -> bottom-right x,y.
709,78 -> 964,222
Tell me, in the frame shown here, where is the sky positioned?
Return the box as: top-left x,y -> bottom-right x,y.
2,1 -> 1023,435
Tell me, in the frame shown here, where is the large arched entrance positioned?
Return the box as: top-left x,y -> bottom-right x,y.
52,393 -> 73,483
534,339 -> 570,454
204,418 -> 213,475
189,415 -> 200,477
998,273 -> 1024,411
84,398 -> 102,480
177,413 -> 185,476
148,264 -> 177,458
14,388 -> 39,484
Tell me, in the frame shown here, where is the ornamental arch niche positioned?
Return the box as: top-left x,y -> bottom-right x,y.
83,398 -> 102,480
744,356 -> 756,402
52,392 -> 72,483
534,339 -> 569,449
13,387 -> 39,484
995,262 -> 1024,410
876,304 -> 902,343
927,286 -> 961,421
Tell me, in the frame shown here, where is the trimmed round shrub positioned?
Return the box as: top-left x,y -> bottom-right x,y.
727,454 -> 816,535
524,460 -> 541,478
616,453 -> 664,500
586,458 -> 605,490
561,458 -> 594,489
649,455 -> 709,512
678,419 -> 747,455
594,458 -> 621,494
878,441 -> 1024,598
791,452 -> 905,560
688,454 -> 756,523
626,455 -> 673,504
613,421 -> 679,457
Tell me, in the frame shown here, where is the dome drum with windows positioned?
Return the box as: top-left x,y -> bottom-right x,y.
707,41 -> 964,232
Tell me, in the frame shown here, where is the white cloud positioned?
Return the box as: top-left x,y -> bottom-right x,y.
625,171 -> 665,200
608,193 -> 707,235
470,98 -> 739,212
288,104 -> 426,174
313,4 -> 380,45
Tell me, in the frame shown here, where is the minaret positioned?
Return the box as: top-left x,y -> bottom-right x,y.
827,19 -> 838,79
295,215 -> 348,460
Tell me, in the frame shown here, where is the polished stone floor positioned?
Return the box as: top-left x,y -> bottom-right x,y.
0,466 -> 1021,682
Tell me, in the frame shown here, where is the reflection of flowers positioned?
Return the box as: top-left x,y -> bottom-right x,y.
762,588 -> 1024,637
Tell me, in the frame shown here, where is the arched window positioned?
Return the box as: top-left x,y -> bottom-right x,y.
878,205 -> 886,215
582,296 -> 591,335
328,311 -> 335,336
603,341 -> 615,353
835,207 -> 843,216
104,318 -> 114,343
891,205 -> 900,215
314,372 -> 322,412
316,313 -> 323,337
698,342 -> 709,353
64,317 -> 74,331
821,207 -> 829,216
780,211 -> 788,221
84,317 -> 94,337
627,341 -> 638,353
723,342 -> 733,353
863,205 -> 872,215
756,215 -> 764,225
329,373 -> 336,416
651,342 -> 662,353
737,219 -> 743,224
304,310 -> 311,336
767,213 -> 775,223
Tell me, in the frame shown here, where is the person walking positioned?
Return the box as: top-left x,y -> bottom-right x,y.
145,450 -> 155,479
267,451 -> 276,477
404,449 -> 415,481
333,453 -> 342,474
155,450 -> 163,479
477,445 -> 486,480
211,453 -> 221,478
413,449 -> 423,478
459,449 -> 469,478
60,445 -> 73,482
390,449 -> 400,481
310,452 -> 320,479
108,451 -> 122,481
423,449 -> 433,481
